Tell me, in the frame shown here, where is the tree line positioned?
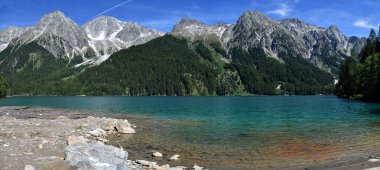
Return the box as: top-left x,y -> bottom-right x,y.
336,28 -> 380,102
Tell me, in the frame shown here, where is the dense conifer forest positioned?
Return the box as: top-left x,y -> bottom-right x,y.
336,28 -> 380,102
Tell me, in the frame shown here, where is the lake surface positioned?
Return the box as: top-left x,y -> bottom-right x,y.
1,96 -> 380,169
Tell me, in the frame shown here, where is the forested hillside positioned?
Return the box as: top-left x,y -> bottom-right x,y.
75,35 -> 334,96
0,35 -> 334,96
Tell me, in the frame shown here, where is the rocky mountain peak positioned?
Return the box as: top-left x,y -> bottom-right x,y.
179,18 -> 205,26
80,16 -> 164,66
9,10 -> 89,59
172,18 -> 206,33
83,16 -> 124,39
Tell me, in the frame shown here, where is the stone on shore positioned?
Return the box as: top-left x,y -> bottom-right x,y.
101,118 -> 117,131
89,127 -> 107,137
67,135 -> 88,145
153,151 -> 163,157
65,143 -> 128,170
115,120 -> 136,134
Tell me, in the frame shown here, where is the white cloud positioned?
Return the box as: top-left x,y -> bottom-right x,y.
353,20 -> 379,29
268,3 -> 290,17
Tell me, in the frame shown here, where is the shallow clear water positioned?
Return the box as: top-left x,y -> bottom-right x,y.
2,96 -> 380,168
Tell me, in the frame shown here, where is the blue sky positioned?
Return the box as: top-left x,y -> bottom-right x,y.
0,0 -> 379,37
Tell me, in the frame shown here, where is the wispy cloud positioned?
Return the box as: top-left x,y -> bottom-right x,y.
353,20 -> 379,29
268,3 -> 290,17
90,0 -> 134,20
267,0 -> 300,17
186,4 -> 200,10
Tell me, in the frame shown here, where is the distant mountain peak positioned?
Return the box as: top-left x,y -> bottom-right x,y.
81,15 -> 164,66
178,18 -> 206,26
0,26 -> 33,52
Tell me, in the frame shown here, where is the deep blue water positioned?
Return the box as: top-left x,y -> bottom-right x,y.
1,96 -> 380,148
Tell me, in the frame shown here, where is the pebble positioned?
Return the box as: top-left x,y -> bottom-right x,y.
153,151 -> 163,157
170,155 -> 180,160
369,158 -> 380,162
38,144 -> 43,149
24,165 -> 35,170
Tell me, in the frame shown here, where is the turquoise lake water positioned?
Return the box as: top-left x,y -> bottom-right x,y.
1,96 -> 380,168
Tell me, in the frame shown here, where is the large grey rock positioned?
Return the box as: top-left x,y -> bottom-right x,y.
65,143 -> 128,170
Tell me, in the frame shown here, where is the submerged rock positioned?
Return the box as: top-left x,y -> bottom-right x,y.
24,165 -> 35,170
65,143 -> 128,170
369,158 -> 379,162
170,155 -> 180,161
115,120 -> 135,134
191,164 -> 203,170
152,151 -> 163,157
154,164 -> 170,170
171,166 -> 187,170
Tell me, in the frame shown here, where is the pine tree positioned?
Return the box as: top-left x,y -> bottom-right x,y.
369,28 -> 377,42
360,39 -> 373,63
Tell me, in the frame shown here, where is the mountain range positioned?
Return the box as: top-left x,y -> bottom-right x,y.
0,10 -> 366,96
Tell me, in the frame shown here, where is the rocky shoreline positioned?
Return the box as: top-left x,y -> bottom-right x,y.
0,106 -> 204,170
2,106 -> 380,170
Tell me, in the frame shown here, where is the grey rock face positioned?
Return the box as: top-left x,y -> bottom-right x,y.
65,143 -> 129,170
172,11 -> 366,73
172,18 -> 232,43
83,16 -> 164,65
0,26 -> 32,52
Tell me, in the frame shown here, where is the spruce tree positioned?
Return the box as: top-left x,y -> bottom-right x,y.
369,28 -> 377,42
